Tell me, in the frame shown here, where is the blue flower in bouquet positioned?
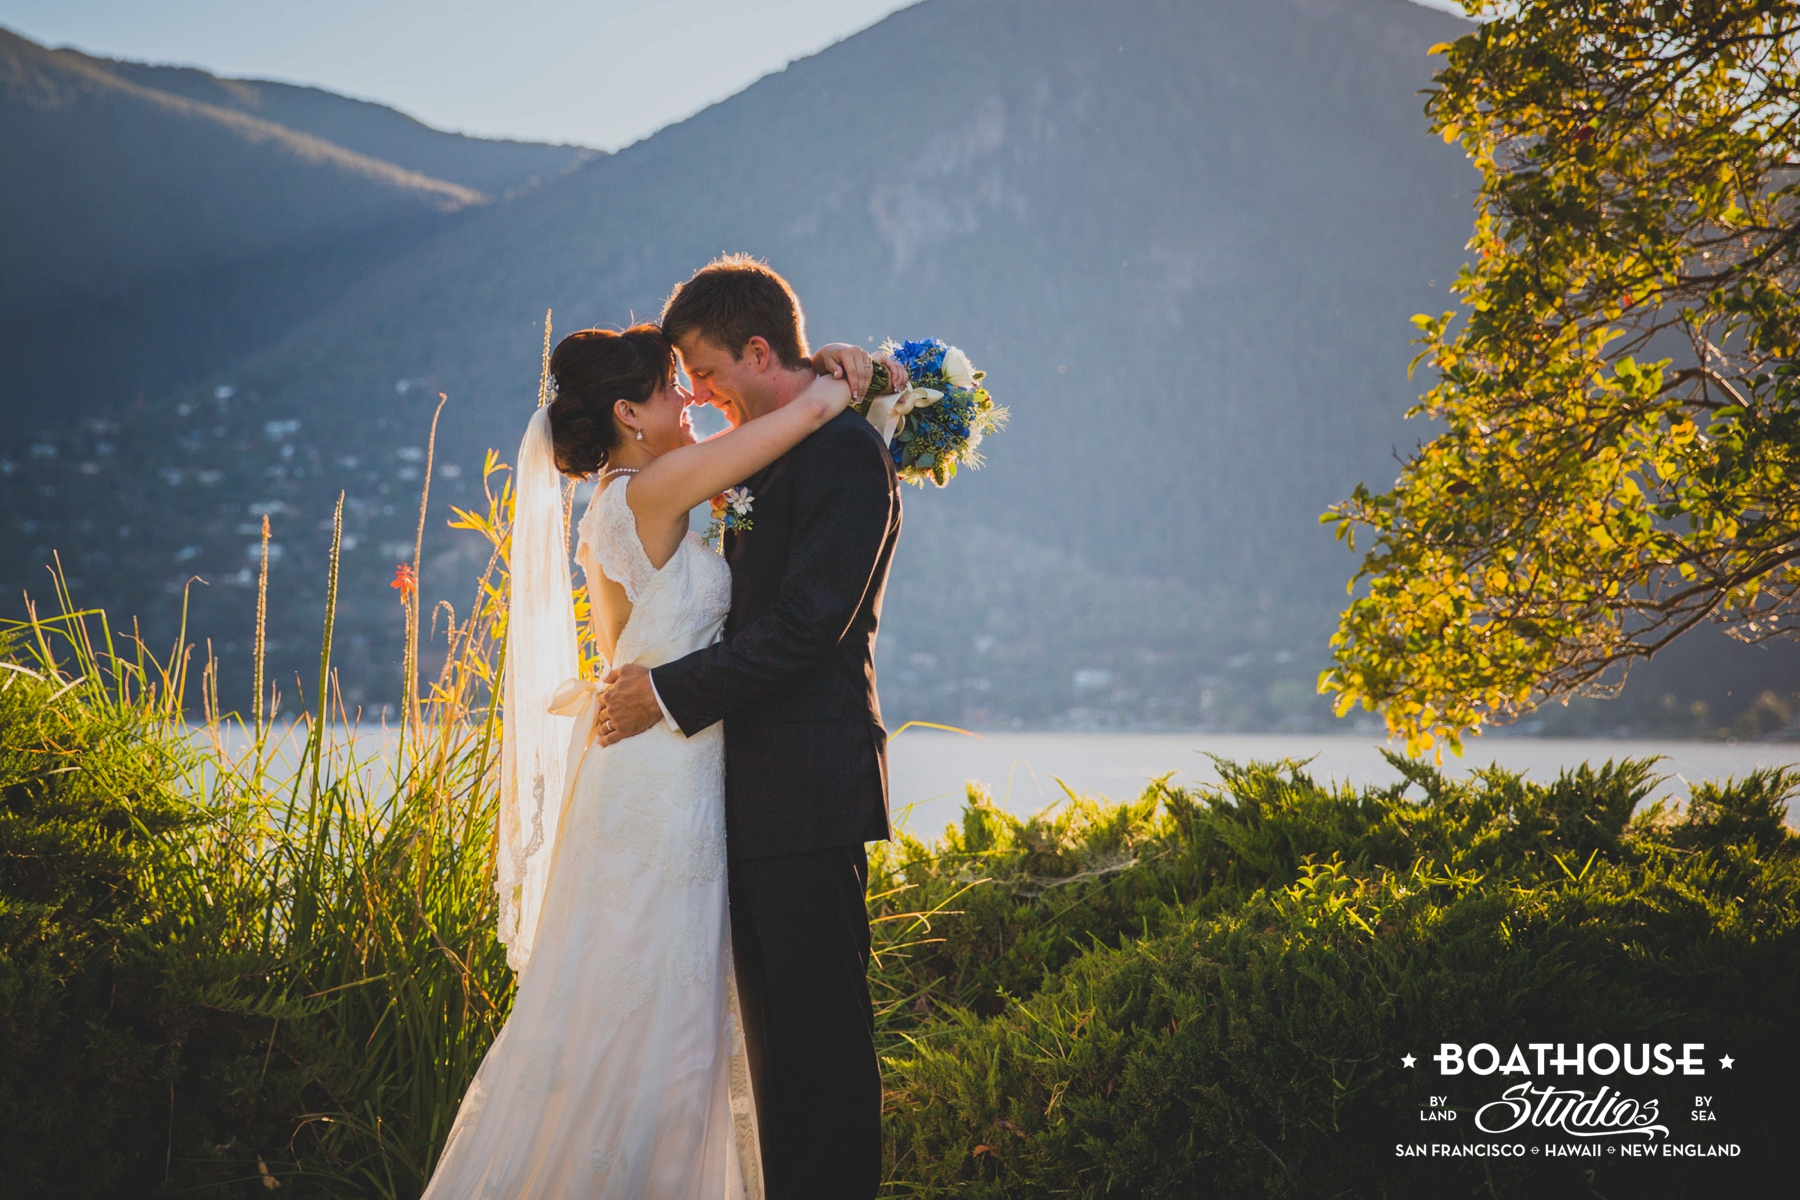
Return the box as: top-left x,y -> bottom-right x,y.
863,338 -> 1005,487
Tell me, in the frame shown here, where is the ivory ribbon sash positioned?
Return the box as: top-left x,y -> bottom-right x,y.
547,677 -> 604,814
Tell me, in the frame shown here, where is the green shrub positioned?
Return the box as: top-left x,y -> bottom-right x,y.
872,759 -> 1798,1198
0,635 -> 196,1196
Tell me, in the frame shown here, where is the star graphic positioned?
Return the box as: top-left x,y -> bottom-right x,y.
1402,1054 -> 1417,1068
1720,1055 -> 1735,1069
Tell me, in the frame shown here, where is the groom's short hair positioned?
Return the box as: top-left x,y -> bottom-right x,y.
661,254 -> 810,369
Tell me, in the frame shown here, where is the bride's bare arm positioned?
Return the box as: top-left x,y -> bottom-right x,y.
627,372 -> 854,527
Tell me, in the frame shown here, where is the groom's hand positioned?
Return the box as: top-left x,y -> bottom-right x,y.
595,664 -> 663,746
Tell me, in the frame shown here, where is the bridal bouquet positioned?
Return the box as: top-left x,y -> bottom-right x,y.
863,338 -> 1005,487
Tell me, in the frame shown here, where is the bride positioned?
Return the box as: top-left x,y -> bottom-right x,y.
421,324 -> 888,1198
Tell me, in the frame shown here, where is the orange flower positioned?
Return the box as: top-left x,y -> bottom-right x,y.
391,563 -> 417,595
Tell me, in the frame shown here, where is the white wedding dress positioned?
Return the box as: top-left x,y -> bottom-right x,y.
422,478 -> 761,1199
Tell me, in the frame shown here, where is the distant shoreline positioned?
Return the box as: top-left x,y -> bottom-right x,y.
885,731 -> 1800,837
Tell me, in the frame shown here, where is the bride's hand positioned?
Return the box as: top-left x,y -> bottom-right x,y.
811,343 -> 874,400
876,352 -> 908,394
798,368 -> 856,417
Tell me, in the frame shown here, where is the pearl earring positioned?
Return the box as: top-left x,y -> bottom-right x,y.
636,430 -> 644,441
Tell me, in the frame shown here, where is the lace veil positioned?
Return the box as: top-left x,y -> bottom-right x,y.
497,404 -> 578,972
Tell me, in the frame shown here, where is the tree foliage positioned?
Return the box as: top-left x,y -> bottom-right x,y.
1323,0 -> 1800,752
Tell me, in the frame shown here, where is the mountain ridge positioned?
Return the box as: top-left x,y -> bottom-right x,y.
0,22 -> 593,512
96,56 -> 595,197
0,0 -> 1497,727
0,25 -> 595,312
5,35 -> 485,203
4,0 -> 1793,738
0,25 -> 486,311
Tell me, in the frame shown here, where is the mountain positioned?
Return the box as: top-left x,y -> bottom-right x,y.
5,28 -> 443,310
0,28 -> 592,312
97,59 -> 590,199
0,25 -> 592,515
2,0 -> 1792,738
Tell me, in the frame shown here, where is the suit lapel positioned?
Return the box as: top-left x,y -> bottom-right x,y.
725,454 -> 791,566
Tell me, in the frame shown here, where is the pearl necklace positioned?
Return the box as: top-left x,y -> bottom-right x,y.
597,467 -> 639,483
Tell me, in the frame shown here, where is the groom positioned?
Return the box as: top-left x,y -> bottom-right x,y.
595,255 -> 900,1200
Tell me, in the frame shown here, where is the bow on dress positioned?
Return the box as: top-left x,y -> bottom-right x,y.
547,677 -> 605,812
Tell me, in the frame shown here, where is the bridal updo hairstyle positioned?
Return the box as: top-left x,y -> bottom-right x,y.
547,324 -> 675,477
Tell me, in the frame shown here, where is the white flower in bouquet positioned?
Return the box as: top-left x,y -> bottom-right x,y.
941,345 -> 977,389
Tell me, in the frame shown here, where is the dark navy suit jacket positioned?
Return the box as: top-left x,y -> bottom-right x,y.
651,409 -> 901,860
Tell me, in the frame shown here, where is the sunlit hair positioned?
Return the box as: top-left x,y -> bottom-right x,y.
660,253 -> 809,369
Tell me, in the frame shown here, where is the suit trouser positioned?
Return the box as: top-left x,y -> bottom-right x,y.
728,843 -> 881,1200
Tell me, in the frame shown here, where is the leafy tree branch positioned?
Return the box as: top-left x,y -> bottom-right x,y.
1323,0 -> 1800,753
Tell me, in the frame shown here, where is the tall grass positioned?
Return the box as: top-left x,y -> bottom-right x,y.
0,459 -> 515,1194
0,316 -> 556,1197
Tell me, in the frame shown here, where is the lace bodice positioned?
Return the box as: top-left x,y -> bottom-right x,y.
577,478 -> 731,669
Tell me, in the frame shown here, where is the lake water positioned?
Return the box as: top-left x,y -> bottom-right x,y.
201,725 -> 1798,840
884,732 -> 1800,838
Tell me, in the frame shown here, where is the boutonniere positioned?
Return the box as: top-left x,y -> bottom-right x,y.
703,486 -> 754,549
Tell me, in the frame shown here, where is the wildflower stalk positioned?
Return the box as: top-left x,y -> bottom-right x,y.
307,491 -> 344,790
404,394 -> 448,739
166,575 -> 197,720
254,513 -> 270,734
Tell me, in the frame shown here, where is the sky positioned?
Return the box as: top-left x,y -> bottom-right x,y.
0,0 -> 1469,150
0,0 -> 921,149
